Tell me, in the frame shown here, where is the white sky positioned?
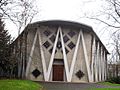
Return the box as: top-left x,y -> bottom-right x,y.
5,0 -> 111,51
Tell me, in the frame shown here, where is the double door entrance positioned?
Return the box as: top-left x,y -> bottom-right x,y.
52,64 -> 64,81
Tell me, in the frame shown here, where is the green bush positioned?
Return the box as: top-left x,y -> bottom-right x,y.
108,76 -> 120,84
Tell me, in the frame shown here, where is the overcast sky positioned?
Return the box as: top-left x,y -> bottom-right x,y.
5,0 -> 111,50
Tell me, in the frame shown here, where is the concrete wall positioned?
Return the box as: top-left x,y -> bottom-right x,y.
11,21 -> 108,82
26,25 -> 93,82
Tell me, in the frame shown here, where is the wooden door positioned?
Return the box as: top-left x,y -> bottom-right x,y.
53,65 -> 64,81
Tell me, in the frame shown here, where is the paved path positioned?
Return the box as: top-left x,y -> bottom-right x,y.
37,82 -> 120,90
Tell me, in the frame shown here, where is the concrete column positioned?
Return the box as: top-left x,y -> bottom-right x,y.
91,37 -> 96,82
80,30 -> 92,82
95,42 -> 99,82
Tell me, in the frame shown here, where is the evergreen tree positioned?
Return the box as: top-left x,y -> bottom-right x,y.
0,18 -> 11,77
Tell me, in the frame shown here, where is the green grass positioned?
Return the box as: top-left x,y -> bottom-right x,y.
98,82 -> 120,86
91,88 -> 120,90
90,82 -> 120,90
0,79 -> 43,90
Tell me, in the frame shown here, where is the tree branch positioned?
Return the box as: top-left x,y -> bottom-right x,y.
113,0 -> 120,18
0,7 -> 17,26
86,17 -> 120,28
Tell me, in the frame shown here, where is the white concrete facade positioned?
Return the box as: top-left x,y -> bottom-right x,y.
12,20 -> 109,83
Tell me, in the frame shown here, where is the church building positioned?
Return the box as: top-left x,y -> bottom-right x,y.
11,20 -> 109,82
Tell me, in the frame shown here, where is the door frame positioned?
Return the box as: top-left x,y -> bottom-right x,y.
52,59 -> 65,81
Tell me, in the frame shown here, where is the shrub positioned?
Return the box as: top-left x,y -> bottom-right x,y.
108,76 -> 120,84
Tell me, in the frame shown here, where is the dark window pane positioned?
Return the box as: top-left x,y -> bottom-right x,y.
68,31 -> 76,38
49,35 -> 56,43
63,35 -> 69,43
43,30 -> 51,36
49,47 -> 57,54
49,47 -> 53,54
75,70 -> 84,80
43,41 -> 51,49
68,42 -> 75,50
65,47 -> 69,54
57,40 -> 62,49
32,69 -> 41,78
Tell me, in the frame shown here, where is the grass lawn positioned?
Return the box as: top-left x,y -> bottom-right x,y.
90,87 -> 120,90
0,79 -> 43,90
90,82 -> 120,90
98,82 -> 120,86
92,88 -> 120,90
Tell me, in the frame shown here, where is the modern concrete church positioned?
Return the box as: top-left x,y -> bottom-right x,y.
11,20 -> 109,83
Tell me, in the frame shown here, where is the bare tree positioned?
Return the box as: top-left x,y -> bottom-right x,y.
0,0 -> 38,79
109,31 -> 120,77
0,0 -> 14,19
85,0 -> 120,29
7,0 -> 38,35
102,0 -> 120,77
0,0 -> 38,35
84,0 -> 120,77
0,0 -> 38,78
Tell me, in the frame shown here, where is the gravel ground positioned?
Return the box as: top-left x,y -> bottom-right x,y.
36,82 -> 120,90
